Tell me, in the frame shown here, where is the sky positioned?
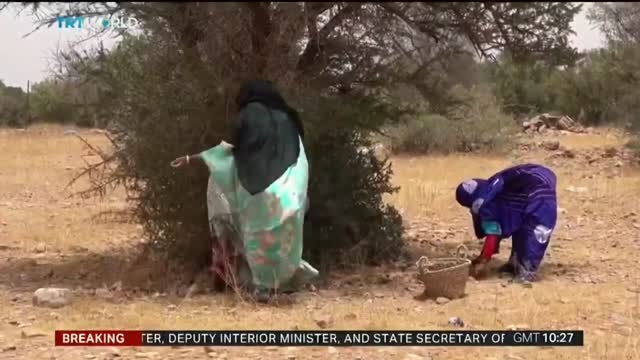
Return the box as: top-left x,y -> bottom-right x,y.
0,3 -> 606,90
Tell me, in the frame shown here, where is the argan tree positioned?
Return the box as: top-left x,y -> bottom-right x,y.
5,2 -> 582,270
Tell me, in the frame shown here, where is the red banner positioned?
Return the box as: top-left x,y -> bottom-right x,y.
55,330 -> 143,346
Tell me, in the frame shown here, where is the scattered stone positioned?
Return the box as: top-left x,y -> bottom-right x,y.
610,313 -> 625,326
403,354 -> 428,360
107,347 -> 121,357
21,329 -> 47,338
448,316 -> 464,327
111,281 -> 123,292
541,140 -> 560,151
505,355 -> 525,360
134,352 -> 158,359
2,345 -> 16,352
566,186 -> 588,193
616,326 -> 632,336
167,304 -> 177,311
435,297 -> 450,305
559,298 -> 570,304
314,314 -> 333,329
95,288 -> 113,299
603,147 -> 618,158
34,242 -> 47,253
344,313 -> 357,321
32,288 -> 72,309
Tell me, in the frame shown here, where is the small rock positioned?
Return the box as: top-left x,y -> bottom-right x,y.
111,281 -> 123,292
448,316 -> 464,327
505,355 -> 525,360
542,140 -> 560,151
107,347 -> 121,357
616,326 -> 632,336
34,243 -> 46,253
134,352 -> 157,359
610,313 -> 625,326
435,297 -> 450,305
403,355 -> 427,360
314,314 -> 333,329
566,186 -> 588,193
84,355 -> 96,359
559,298 -> 570,304
344,313 -> 357,321
21,329 -> 47,338
2,345 -> 17,352
167,304 -> 177,311
286,355 -> 296,360
203,347 -> 215,354
95,288 -> 113,299
327,347 -> 338,354
33,288 -> 72,308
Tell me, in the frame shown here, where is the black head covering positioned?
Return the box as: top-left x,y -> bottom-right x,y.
235,80 -> 304,139
226,80 -> 305,195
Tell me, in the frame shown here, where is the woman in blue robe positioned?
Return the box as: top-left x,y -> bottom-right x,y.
455,163 -> 558,282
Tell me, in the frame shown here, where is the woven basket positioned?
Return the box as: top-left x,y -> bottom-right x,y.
416,244 -> 471,299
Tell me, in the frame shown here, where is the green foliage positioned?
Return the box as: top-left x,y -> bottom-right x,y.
69,35 -> 405,270
0,80 -> 27,127
486,45 -> 640,128
390,86 -> 516,154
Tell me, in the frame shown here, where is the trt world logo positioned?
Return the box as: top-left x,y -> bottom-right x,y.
57,16 -> 139,30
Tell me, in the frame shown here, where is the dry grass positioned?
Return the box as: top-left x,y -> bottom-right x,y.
0,125 -> 639,359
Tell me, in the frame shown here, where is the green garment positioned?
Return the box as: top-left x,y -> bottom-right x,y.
201,137 -> 319,292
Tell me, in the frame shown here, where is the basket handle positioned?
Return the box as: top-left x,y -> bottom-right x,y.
455,244 -> 469,260
416,256 -> 429,276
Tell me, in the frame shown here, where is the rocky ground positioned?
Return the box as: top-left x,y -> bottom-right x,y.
0,125 -> 639,359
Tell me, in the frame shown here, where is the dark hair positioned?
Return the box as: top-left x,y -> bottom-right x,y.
235,80 -> 304,139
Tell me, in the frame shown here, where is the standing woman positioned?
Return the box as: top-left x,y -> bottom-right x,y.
455,163 -> 558,282
171,80 -> 318,301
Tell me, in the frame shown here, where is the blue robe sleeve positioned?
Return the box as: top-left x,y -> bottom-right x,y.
482,174 -> 505,204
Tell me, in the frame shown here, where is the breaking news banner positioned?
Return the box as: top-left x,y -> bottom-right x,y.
55,330 -> 584,347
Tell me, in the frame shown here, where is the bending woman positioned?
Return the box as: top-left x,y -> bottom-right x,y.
455,163 -> 558,282
171,80 -> 318,301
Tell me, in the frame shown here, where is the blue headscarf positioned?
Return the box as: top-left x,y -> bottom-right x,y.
455,178 -> 489,208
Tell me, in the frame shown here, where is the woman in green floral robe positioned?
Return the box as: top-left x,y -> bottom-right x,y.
171,80 -> 318,301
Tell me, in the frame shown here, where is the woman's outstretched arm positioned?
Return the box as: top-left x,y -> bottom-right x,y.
170,153 -> 204,168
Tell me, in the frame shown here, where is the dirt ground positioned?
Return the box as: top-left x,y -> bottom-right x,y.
0,124 -> 638,360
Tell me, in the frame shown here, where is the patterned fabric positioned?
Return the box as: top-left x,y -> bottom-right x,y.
201,138 -> 319,292
457,164 -> 558,280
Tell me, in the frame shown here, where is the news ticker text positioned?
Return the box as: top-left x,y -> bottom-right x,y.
55,330 -> 584,347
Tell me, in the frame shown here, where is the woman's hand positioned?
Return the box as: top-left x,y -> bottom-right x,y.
170,155 -> 190,168
469,256 -> 490,279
